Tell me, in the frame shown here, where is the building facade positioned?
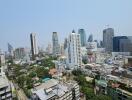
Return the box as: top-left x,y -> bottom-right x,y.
88,34 -> 93,42
31,79 -> 80,100
66,30 -> 82,69
46,43 -> 52,54
30,33 -> 38,60
0,53 -> 5,66
7,43 -> 14,57
64,38 -> 68,50
14,48 -> 25,60
78,29 -> 86,46
52,32 -> 60,56
103,28 -> 114,52
113,36 -> 132,53
0,67 -> 12,100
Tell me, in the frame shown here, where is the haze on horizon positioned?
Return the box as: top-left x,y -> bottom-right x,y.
0,0 -> 132,51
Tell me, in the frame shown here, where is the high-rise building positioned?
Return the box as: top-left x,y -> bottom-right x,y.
78,29 -> 86,46
88,34 -> 93,42
0,53 -> 5,66
14,48 -> 25,60
30,33 -> 38,59
66,30 -> 82,69
100,40 -> 103,48
103,28 -> 114,52
52,32 -> 60,56
113,36 -> 132,53
7,43 -> 13,57
64,38 -> 68,50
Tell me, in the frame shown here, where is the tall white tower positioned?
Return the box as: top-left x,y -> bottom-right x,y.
66,30 -> 82,69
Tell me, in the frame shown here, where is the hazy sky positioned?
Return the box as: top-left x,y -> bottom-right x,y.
0,0 -> 132,51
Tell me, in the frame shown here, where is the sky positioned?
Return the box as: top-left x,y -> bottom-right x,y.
0,0 -> 132,51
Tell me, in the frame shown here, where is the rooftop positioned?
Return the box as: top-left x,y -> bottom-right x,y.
0,75 -> 9,88
33,79 -> 58,90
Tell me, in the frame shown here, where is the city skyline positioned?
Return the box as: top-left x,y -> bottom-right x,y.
0,0 -> 132,50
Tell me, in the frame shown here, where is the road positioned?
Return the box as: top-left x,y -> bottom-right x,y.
13,82 -> 28,100
16,88 -> 28,100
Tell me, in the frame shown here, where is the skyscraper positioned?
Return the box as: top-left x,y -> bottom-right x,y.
30,33 -> 38,60
78,29 -> 86,46
88,34 -> 93,42
7,43 -> 13,56
52,32 -> 60,56
64,38 -> 68,50
66,30 -> 82,69
103,28 -> 114,52
113,36 -> 132,52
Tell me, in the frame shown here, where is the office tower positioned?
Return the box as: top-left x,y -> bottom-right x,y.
30,33 -> 38,59
52,32 -> 60,56
100,40 -> 103,48
103,28 -> 114,52
7,43 -> 13,57
66,30 -> 82,69
14,48 -> 25,60
113,36 -> 132,52
78,29 -> 86,46
88,34 -> 93,42
64,38 -> 68,50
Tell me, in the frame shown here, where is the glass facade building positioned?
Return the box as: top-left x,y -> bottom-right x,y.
78,29 -> 86,46
103,28 -> 114,52
113,36 -> 132,53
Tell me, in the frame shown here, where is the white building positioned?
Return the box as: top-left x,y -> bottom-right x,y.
46,43 -> 52,54
31,79 -> 80,100
65,30 -> 82,69
86,42 -> 97,52
0,67 -> 12,100
0,53 -> 5,66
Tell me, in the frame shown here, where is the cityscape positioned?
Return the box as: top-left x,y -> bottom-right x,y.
0,0 -> 132,100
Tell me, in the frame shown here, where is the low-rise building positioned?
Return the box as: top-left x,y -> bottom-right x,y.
31,79 -> 80,100
0,67 -> 12,100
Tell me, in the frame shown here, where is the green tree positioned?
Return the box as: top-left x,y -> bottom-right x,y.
26,77 -> 33,89
17,75 -> 25,88
91,94 -> 112,100
29,72 -> 36,78
35,67 -> 49,78
72,69 -> 82,76
81,86 -> 95,100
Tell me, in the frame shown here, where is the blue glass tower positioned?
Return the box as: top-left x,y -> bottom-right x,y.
113,36 -> 132,53
78,29 -> 86,46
